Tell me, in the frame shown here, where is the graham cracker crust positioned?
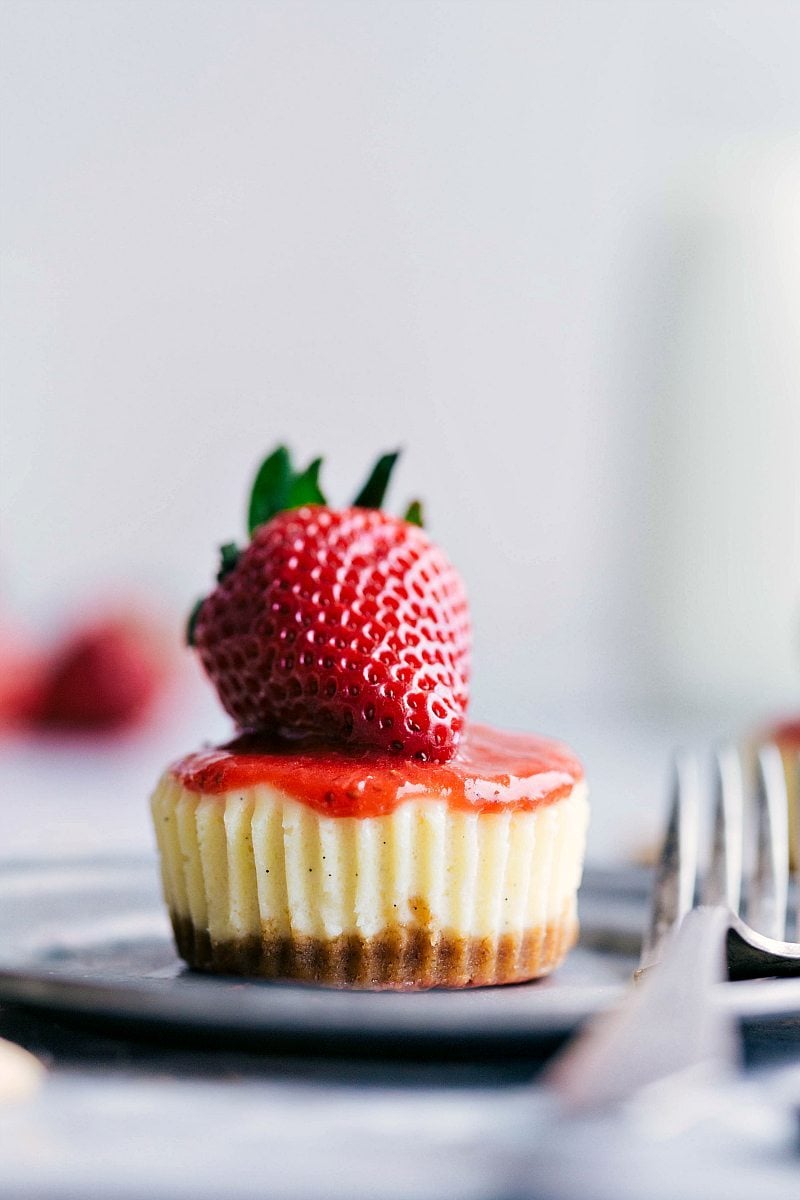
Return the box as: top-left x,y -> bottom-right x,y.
170,911 -> 578,989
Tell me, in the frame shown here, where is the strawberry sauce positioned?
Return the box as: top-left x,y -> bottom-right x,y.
772,719 -> 800,748
169,723 -> 583,817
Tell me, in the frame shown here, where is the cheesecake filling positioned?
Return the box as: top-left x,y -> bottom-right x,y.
151,775 -> 588,946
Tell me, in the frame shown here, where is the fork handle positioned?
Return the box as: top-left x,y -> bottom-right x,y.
548,906 -> 737,1111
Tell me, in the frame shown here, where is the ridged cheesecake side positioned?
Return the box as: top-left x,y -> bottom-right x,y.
151,774 -> 589,988
777,743 -> 799,870
759,724 -> 800,870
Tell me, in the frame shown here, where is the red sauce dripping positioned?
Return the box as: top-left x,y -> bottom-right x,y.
169,723 -> 584,818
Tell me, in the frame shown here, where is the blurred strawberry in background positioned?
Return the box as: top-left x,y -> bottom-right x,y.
0,618 -> 44,729
32,614 -> 170,733
0,600 -> 177,739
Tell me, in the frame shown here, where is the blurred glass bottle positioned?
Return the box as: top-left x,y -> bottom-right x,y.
646,142 -> 800,715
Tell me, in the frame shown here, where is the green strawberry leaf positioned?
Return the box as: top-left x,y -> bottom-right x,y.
247,445 -> 328,534
248,445 -> 292,534
186,597 -> 205,647
403,499 -> 424,527
285,456 -> 326,510
352,450 -> 401,509
216,542 -> 241,581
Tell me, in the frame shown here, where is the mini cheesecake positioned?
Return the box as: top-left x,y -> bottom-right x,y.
771,719 -> 800,869
151,723 -> 588,989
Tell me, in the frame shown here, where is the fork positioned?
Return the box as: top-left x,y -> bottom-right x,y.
549,743 -> 800,1111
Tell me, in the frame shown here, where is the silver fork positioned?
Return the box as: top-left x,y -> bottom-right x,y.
549,743 -> 800,1111
640,743 -> 800,979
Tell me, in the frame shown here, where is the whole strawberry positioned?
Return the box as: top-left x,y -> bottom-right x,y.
34,615 -> 168,732
189,448 -> 471,760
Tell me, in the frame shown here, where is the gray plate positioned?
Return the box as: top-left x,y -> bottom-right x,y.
0,857 -> 796,1047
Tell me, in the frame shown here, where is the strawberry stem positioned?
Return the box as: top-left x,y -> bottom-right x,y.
284,456 -> 325,511
248,446 -> 327,535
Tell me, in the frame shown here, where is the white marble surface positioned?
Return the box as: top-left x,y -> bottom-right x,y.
0,1042 -> 798,1200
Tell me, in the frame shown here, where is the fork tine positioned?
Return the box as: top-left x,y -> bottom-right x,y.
639,751 -> 700,971
747,744 -> 789,940
702,745 -> 744,912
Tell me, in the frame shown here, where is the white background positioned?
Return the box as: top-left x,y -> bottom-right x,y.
2,0 -> 799,736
